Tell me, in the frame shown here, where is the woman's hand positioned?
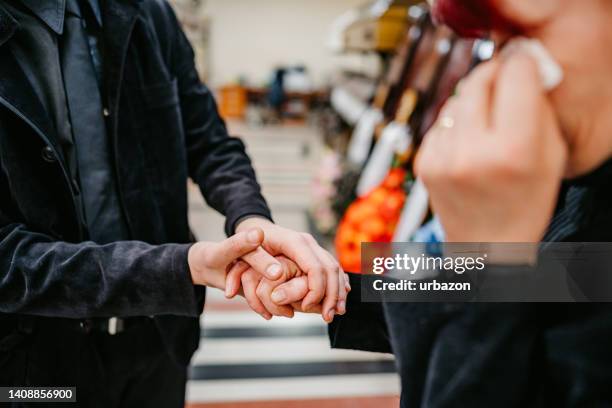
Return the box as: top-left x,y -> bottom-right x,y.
225,255 -> 350,322
415,54 -> 568,242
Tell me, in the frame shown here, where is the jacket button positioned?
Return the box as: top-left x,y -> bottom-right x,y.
41,146 -> 56,163
103,108 -> 110,117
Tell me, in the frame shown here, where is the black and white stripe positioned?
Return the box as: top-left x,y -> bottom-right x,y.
187,293 -> 399,404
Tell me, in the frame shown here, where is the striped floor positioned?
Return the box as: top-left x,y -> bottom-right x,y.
186,122 -> 400,406
186,397 -> 400,408
186,291 -> 399,406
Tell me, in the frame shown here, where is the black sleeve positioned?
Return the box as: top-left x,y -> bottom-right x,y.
328,273 -> 393,354
166,4 -> 273,236
0,212 -> 199,319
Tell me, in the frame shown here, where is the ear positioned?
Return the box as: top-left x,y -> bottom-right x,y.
493,0 -> 562,28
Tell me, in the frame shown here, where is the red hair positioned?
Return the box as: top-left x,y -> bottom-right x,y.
432,0 -> 521,38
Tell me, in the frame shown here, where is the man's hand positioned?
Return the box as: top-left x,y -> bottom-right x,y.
415,54 -> 568,242
188,228 -> 278,289
234,218 -> 349,322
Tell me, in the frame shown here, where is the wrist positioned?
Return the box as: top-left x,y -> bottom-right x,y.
187,242 -> 204,285
187,242 -> 225,289
235,216 -> 273,234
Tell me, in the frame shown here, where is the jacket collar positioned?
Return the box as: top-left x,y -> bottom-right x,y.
0,0 -> 105,45
19,0 -> 66,34
17,0 -> 103,35
0,2 -> 56,144
0,0 -> 142,150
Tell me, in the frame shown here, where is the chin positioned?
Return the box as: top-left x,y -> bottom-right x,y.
431,0 -> 520,38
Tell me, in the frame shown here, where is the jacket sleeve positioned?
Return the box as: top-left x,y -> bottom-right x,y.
328,273 -> 393,354
166,4 -> 273,236
0,175 -> 199,318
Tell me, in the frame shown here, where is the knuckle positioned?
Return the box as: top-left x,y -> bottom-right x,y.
256,283 -> 269,298
447,157 -> 473,184
418,153 -> 443,183
325,266 -> 340,282
328,263 -> 340,276
325,291 -> 339,303
246,297 -> 262,313
310,265 -> 325,281
228,236 -> 244,253
241,273 -> 255,286
289,236 -> 304,248
489,148 -> 532,179
301,233 -> 316,245
233,260 -> 248,272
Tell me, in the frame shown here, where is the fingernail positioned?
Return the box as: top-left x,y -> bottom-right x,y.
263,313 -> 272,320
248,229 -> 261,243
224,283 -> 233,298
271,289 -> 286,304
327,310 -> 335,322
267,264 -> 282,279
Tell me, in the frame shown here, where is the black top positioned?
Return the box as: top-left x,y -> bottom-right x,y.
545,158 -> 612,242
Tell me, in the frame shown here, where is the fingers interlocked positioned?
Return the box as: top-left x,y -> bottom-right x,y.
224,233 -> 351,322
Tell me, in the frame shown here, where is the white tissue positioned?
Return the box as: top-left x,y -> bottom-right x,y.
501,37 -> 563,91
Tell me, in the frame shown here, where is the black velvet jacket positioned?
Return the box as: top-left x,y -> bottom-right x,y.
0,0 -> 271,365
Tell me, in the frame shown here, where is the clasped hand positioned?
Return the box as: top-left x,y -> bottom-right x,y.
188,218 -> 350,322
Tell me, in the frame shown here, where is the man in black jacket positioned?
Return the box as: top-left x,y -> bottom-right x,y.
0,0 -> 347,406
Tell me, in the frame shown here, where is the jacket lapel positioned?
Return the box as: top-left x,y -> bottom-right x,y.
102,0 -> 143,125
0,6 -> 62,156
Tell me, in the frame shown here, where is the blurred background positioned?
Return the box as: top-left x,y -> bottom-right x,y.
166,0 -> 483,407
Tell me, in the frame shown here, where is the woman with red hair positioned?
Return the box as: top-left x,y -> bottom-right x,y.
383,0 -> 612,406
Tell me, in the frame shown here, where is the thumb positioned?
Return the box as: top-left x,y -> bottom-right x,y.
270,276 -> 309,306
209,228 -> 264,268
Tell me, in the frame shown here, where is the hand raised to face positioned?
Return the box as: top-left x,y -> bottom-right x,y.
415,54 -> 568,242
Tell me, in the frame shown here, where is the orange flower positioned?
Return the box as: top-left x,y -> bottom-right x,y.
335,168 -> 409,273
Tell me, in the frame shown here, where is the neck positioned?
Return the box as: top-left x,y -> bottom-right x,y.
529,1 -> 612,177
